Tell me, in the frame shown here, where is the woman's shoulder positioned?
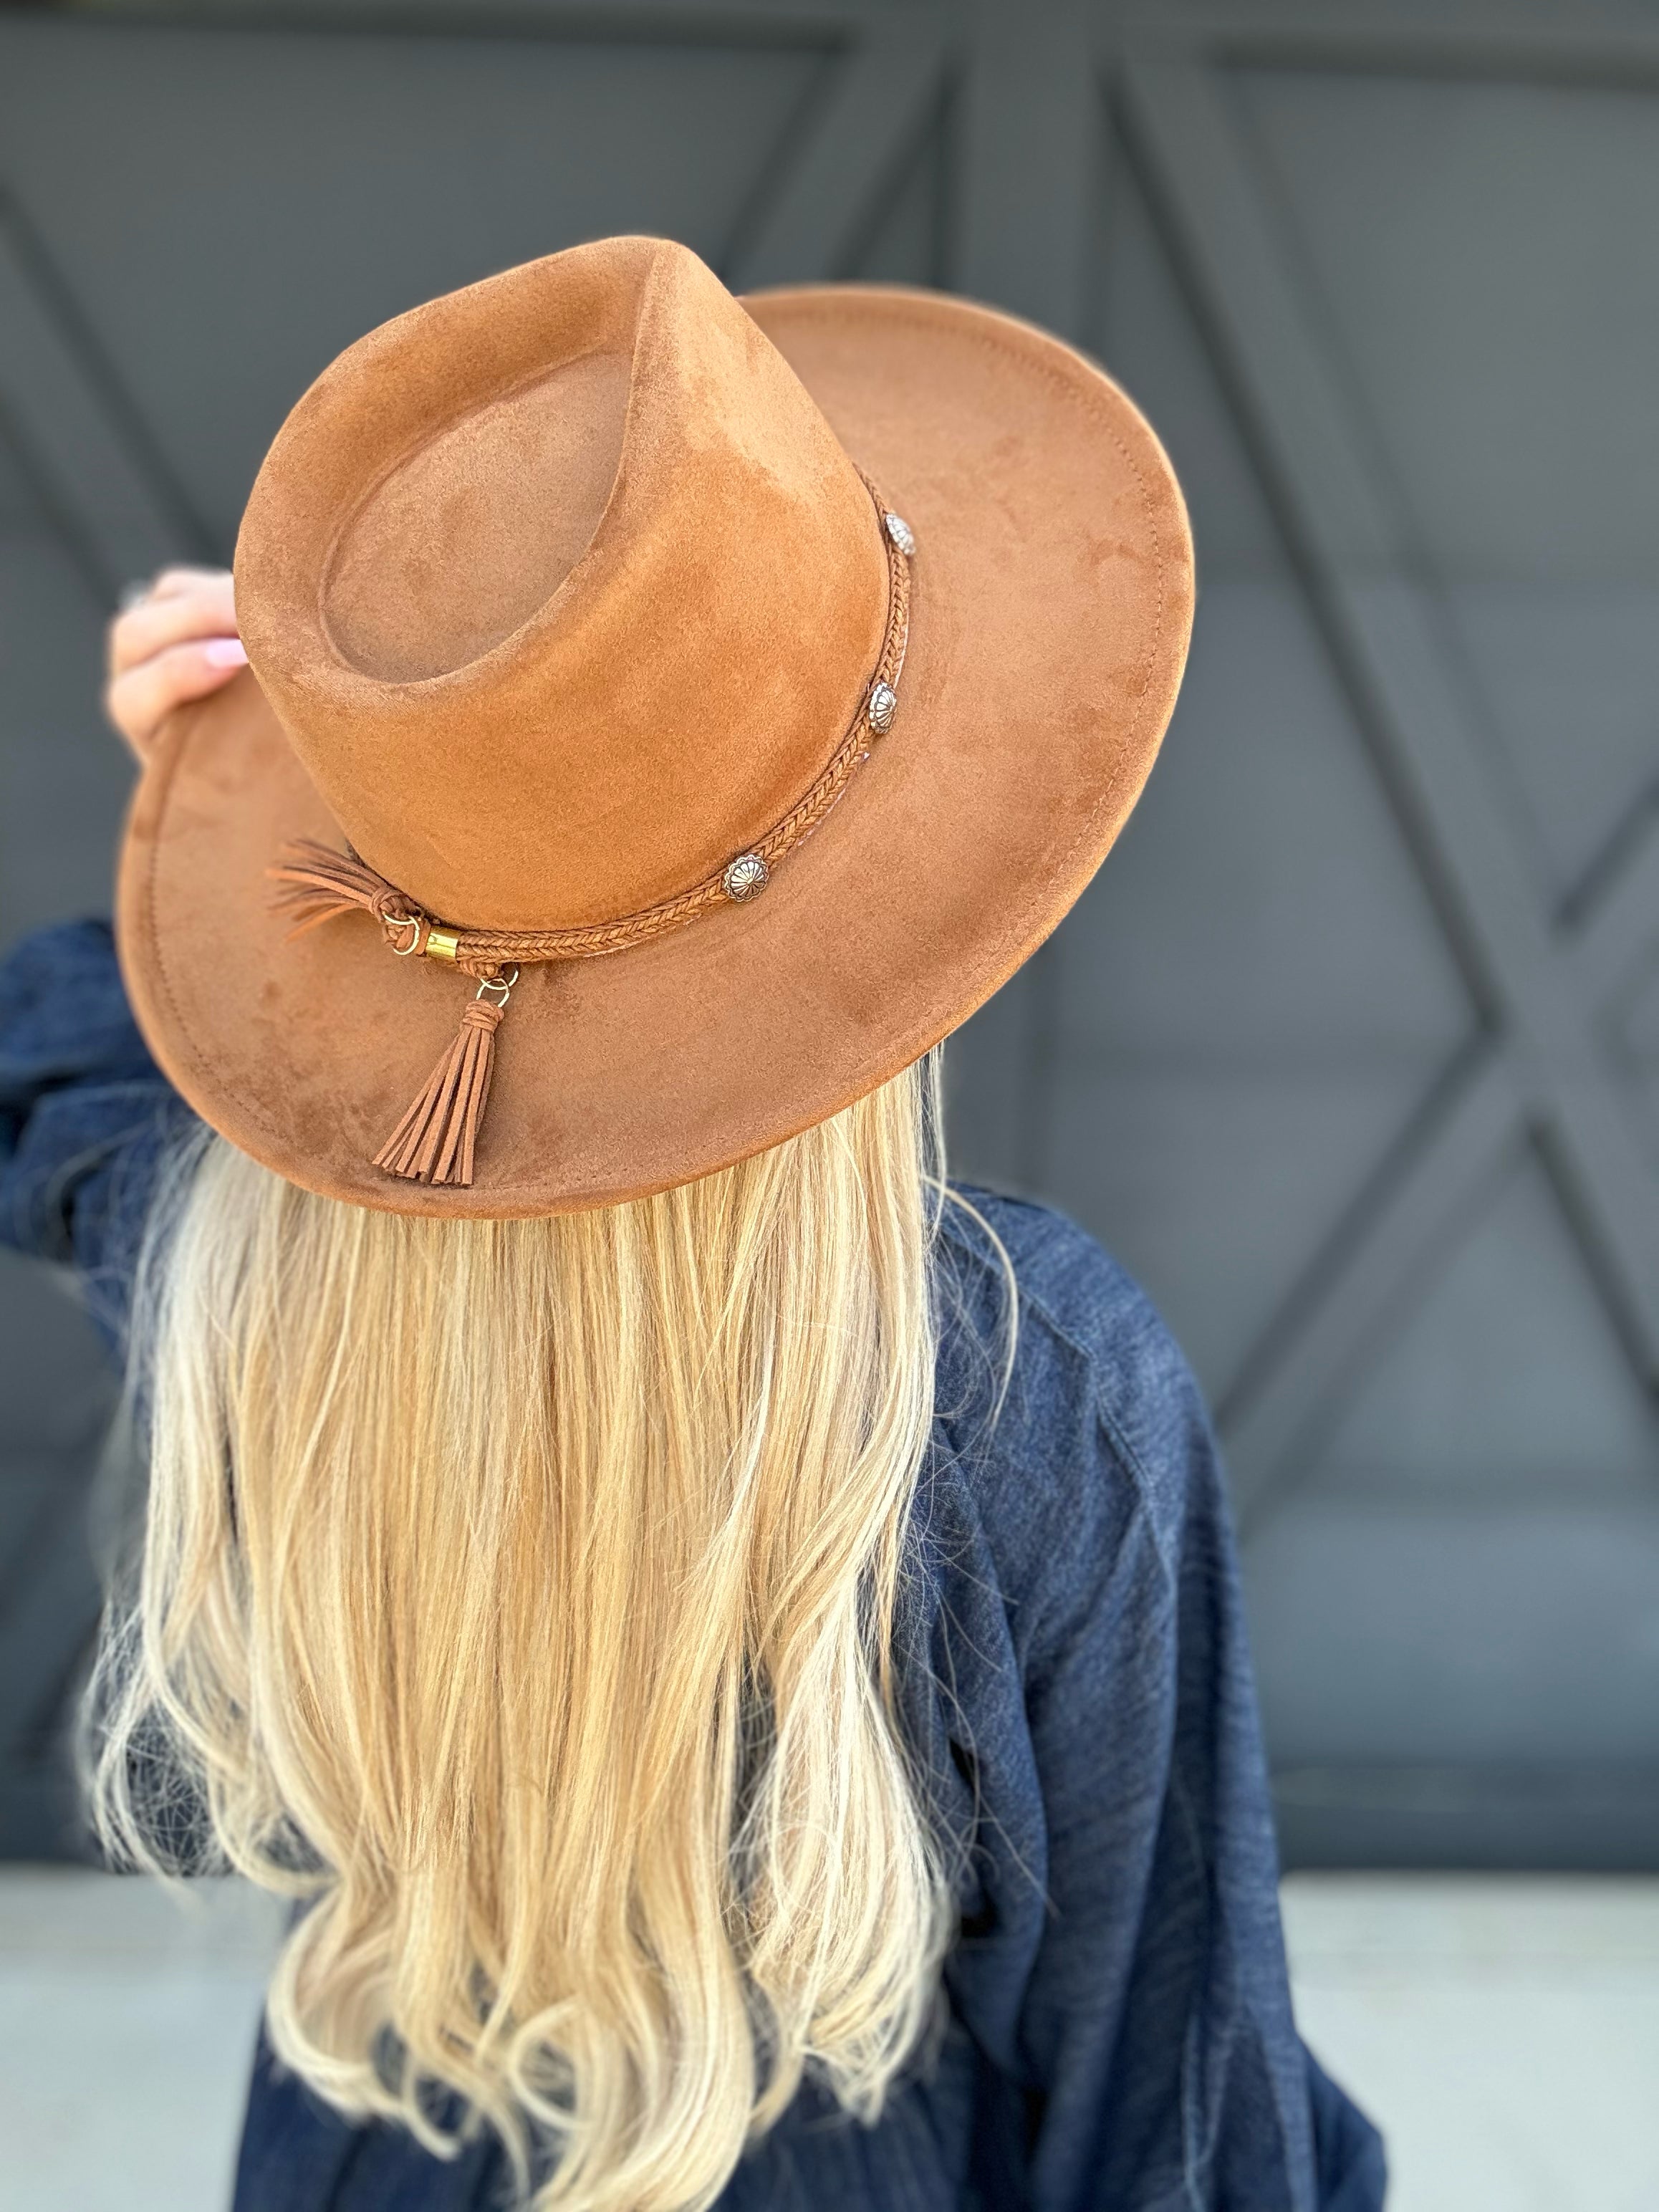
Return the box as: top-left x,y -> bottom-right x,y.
942,1184 -> 1193,1395
931,1183 -> 1221,1603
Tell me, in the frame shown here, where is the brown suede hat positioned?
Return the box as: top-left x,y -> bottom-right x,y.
115,236 -> 1193,1216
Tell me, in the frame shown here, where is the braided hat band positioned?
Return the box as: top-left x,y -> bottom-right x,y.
267,481 -> 915,1189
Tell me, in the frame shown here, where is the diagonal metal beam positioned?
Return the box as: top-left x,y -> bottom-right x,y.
1221,819 -> 1659,1527
1569,803 -> 1659,1009
1122,54 -> 1659,1415
1343,577 -> 1659,1357
0,191 -> 209,600
725,18 -> 949,291
1219,1047 -> 1524,1521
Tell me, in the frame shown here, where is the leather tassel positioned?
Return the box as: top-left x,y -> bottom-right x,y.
269,840 -> 408,939
374,997 -> 505,1187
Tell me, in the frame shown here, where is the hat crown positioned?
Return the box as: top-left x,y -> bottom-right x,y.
236,237 -> 889,931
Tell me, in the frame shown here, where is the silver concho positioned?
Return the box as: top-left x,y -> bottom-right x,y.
867,681 -> 898,734
723,852 -> 770,903
883,511 -> 916,557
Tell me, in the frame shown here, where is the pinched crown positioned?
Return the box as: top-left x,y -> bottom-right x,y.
236,238 -> 890,934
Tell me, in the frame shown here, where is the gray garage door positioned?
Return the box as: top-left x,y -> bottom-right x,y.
1,0 -> 1657,1866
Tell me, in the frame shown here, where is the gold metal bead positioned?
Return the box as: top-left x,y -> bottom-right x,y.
425,928 -> 461,963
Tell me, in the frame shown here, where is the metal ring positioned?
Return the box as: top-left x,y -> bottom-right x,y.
384,914 -> 423,956
475,966 -> 519,1005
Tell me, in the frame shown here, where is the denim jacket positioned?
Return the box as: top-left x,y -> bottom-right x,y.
1,920 -> 1385,2212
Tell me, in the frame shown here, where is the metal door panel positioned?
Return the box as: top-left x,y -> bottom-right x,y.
1232,64 -> 1659,905
1115,38 -> 1659,1861
2,3 -> 1657,1870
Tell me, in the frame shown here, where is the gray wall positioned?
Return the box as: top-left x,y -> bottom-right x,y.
2,0 -> 1658,1865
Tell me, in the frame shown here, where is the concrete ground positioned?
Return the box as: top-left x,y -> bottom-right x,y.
1282,1874 -> 1659,2212
0,1867 -> 282,2212
1,1868 -> 1656,2210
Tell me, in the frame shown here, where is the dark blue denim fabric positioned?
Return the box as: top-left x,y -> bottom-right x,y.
1,919 -> 1386,2212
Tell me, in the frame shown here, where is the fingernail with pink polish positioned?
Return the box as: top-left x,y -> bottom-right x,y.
204,637 -> 248,668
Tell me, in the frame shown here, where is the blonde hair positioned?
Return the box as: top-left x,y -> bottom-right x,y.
89,1058 -> 958,2209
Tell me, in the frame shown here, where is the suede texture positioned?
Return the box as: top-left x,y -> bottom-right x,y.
117,244 -> 1195,1216
234,236 -> 888,931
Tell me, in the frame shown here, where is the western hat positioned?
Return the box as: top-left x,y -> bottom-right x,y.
116,235 -> 1193,1216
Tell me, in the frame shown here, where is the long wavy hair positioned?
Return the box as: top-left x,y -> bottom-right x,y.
87,1054 -> 963,2210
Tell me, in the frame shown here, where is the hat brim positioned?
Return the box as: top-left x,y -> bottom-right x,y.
116,284 -> 1193,1216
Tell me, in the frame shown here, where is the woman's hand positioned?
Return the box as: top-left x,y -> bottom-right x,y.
105,567 -> 247,761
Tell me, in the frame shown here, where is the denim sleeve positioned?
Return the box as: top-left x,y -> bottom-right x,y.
0,919 -> 193,1347
977,1221 -> 1385,2211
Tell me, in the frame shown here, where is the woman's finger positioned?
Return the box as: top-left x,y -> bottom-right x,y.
106,635 -> 249,759
109,572 -> 237,681
133,565 -> 235,605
